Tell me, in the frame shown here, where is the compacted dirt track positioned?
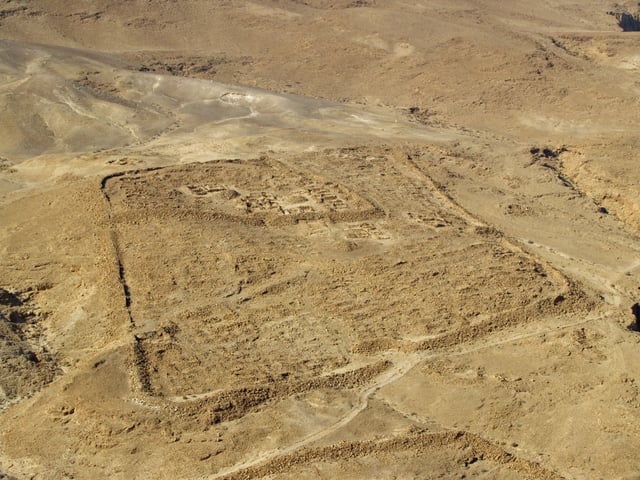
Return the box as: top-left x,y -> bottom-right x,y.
1,2 -> 640,479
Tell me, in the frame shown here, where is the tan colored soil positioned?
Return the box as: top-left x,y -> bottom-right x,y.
1,1 -> 640,479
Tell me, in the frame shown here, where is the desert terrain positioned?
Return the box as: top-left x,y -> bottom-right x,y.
1,1 -> 640,478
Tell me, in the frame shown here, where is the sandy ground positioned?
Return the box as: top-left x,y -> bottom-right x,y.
1,1 -> 640,479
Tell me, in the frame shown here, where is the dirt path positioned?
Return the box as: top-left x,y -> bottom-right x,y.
3,13 -> 640,476
207,309 -> 608,479
95,141 -> 637,480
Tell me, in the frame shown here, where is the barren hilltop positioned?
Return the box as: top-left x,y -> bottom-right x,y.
1,1 -> 640,478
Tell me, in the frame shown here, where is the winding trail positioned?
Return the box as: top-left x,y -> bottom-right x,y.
198,145 -> 638,479
206,308 -> 611,480
97,144 -> 635,480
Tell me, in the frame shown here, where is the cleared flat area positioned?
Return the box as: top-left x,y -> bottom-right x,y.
1,2 -> 640,479
105,150 -> 577,397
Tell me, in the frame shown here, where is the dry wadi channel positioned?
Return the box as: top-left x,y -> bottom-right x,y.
1,1 -> 640,479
